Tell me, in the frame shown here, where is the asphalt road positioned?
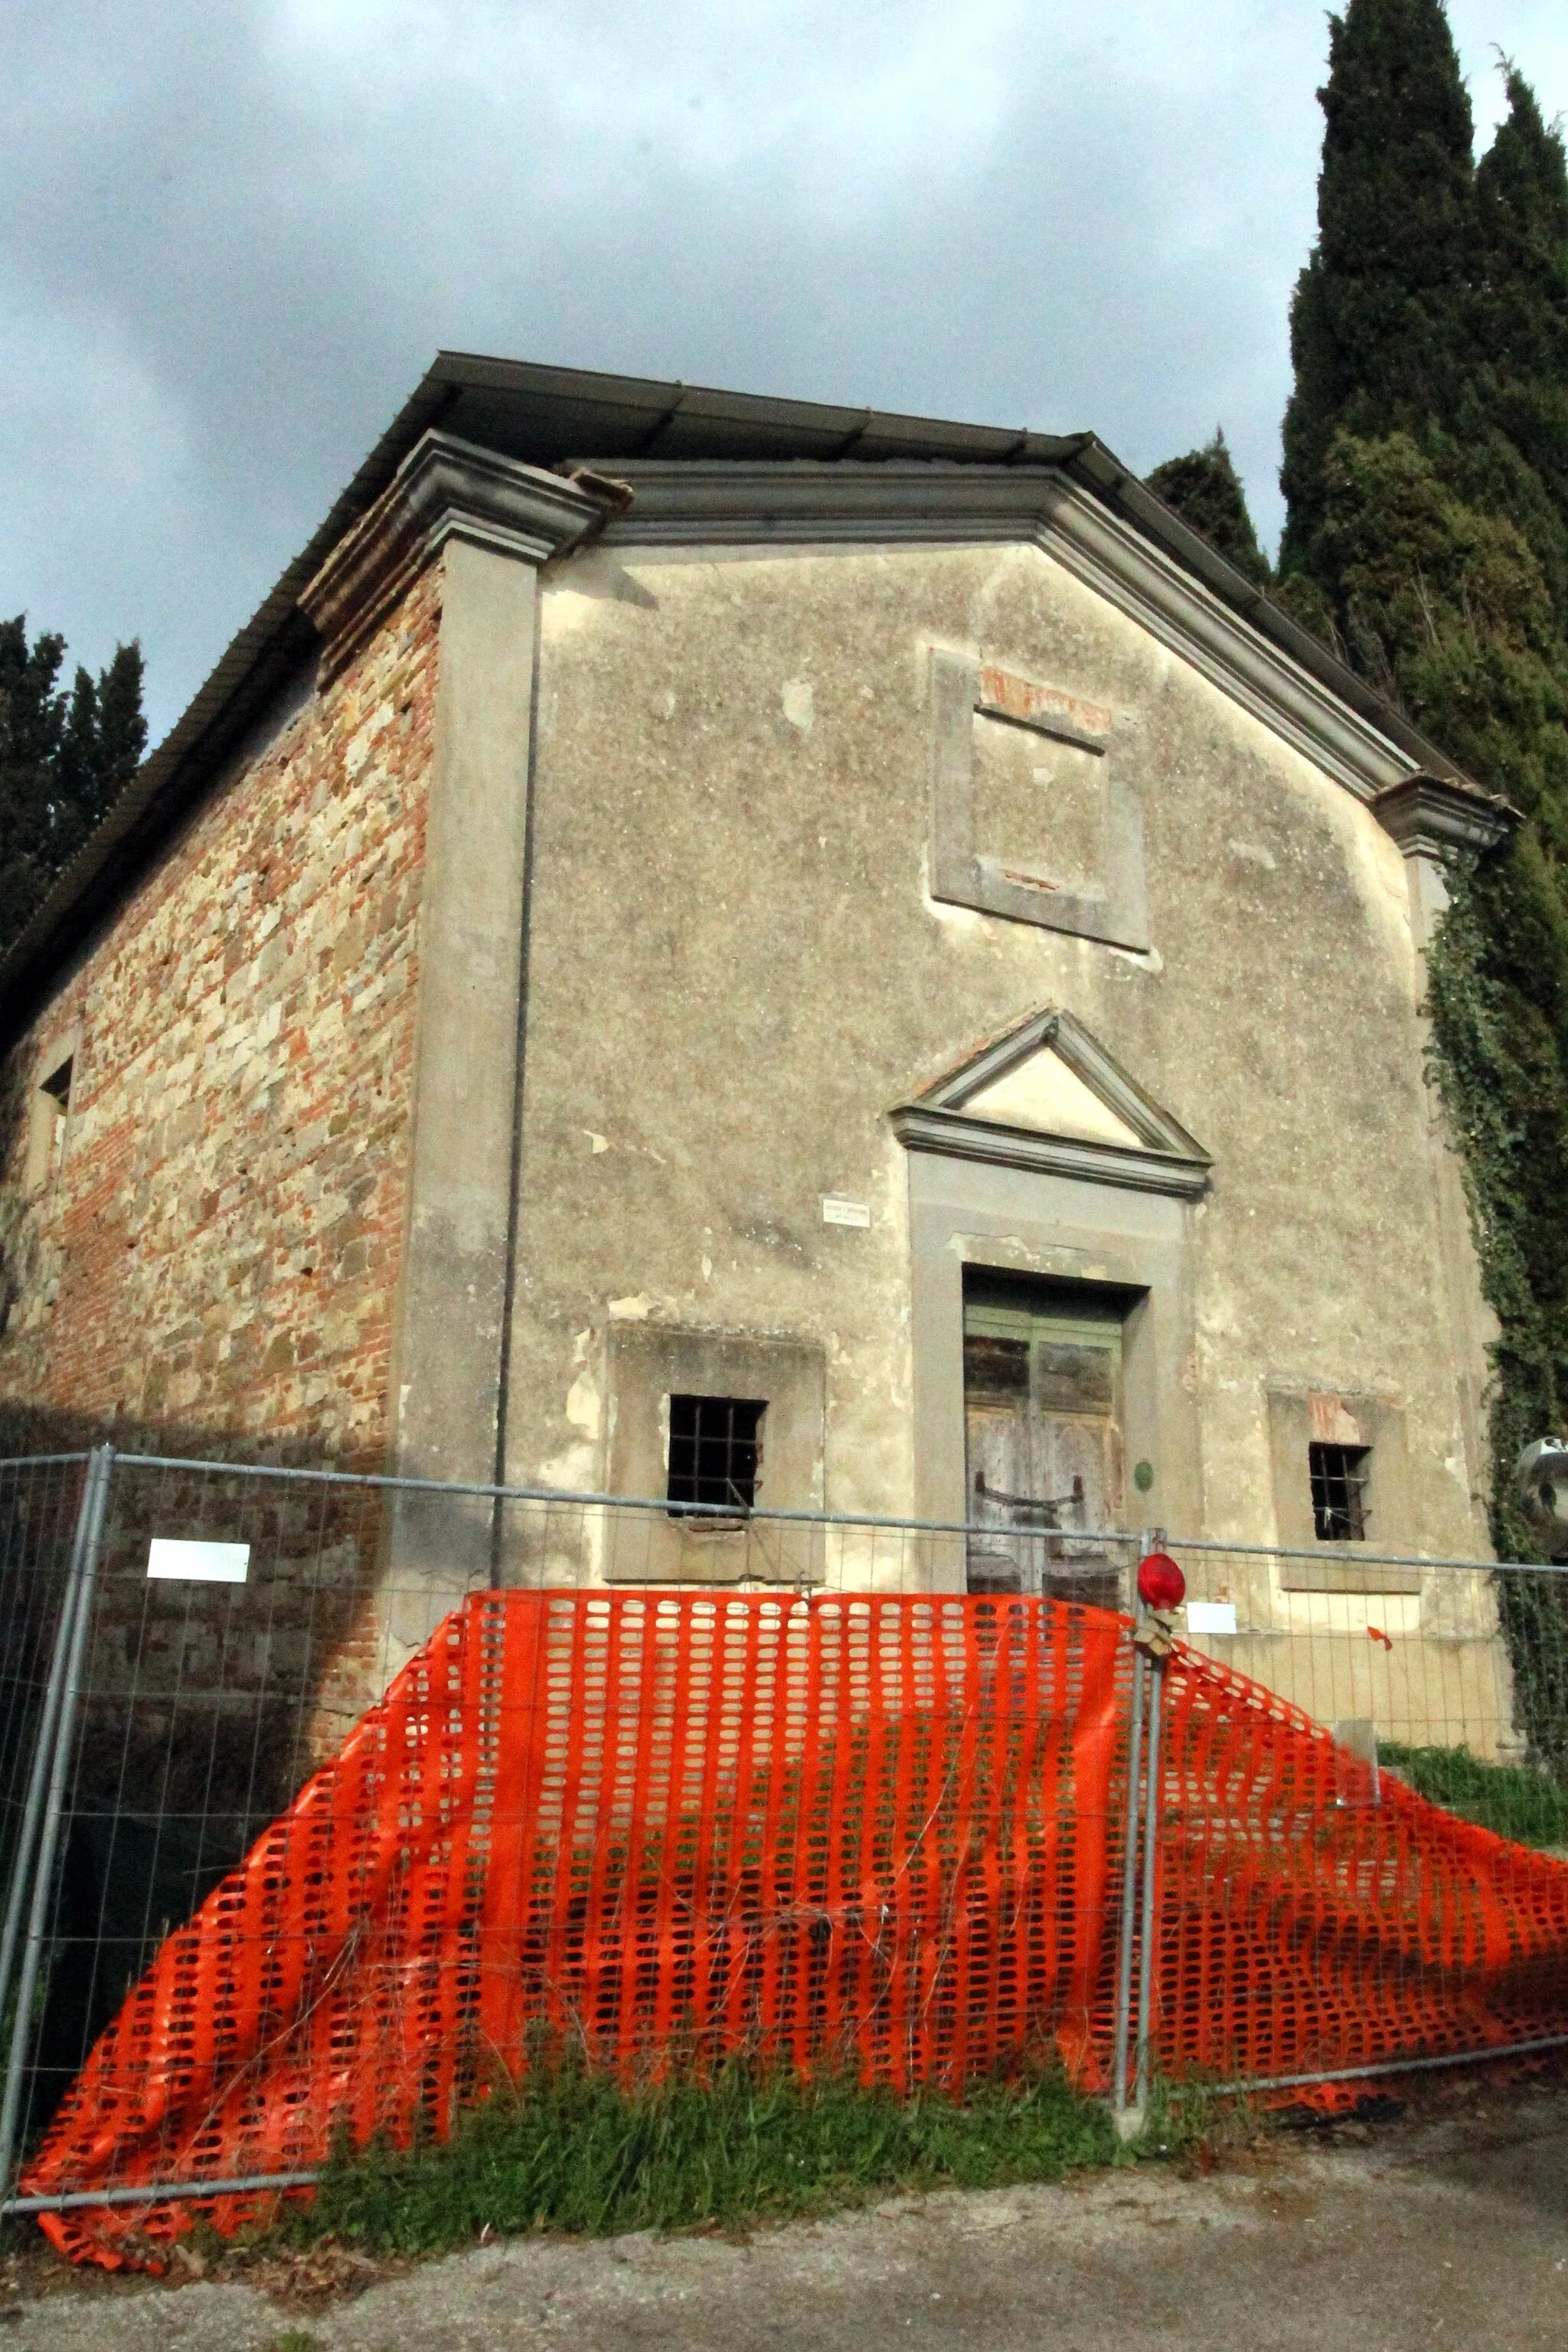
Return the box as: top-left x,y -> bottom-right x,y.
8,2076 -> 1567,2350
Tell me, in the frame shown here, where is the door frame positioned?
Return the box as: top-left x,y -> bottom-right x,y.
906,1148 -> 1203,1587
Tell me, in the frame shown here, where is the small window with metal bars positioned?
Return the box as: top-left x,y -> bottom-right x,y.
1310,1442 -> 1371,1542
666,1395 -> 766,1518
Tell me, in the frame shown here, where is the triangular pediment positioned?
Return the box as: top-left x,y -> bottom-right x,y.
962,1049 -> 1144,1148
892,1008 -> 1210,1198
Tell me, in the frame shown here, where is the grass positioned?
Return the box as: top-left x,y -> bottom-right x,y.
279,2059 -> 1125,2259
1380,1742 -> 1568,1850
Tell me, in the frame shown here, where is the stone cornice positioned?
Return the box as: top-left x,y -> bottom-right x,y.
1042,486 -> 1409,807
1371,773 -> 1518,860
591,462 -> 1436,806
890,1104 -> 1213,1199
300,431 -> 610,681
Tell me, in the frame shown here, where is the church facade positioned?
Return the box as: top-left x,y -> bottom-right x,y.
0,354 -> 1517,1743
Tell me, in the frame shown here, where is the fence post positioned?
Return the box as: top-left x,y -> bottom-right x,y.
1111,1527 -> 1157,2126
1111,1644 -> 1147,2122
1132,1642 -> 1166,2115
0,1443 -> 114,2199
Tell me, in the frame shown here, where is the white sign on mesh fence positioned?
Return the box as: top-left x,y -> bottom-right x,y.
146,1538 -> 250,1584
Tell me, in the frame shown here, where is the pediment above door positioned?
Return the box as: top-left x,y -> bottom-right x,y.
891,1007 -> 1211,1199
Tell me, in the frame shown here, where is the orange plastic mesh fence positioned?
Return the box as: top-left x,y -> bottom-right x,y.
21,1596 -> 1568,2269
1152,1645 -> 1568,2093
22,1588 -> 1126,2265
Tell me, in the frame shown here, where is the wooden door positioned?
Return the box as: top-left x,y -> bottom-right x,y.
963,1290 -> 1125,1609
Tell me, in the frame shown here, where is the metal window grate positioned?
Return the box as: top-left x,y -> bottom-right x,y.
1309,1442 -> 1370,1541
667,1395 -> 766,1516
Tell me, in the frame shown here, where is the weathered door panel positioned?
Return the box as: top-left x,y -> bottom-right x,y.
963,1295 -> 1126,1609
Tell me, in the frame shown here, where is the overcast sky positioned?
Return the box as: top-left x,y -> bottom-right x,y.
4,1 -> 1566,746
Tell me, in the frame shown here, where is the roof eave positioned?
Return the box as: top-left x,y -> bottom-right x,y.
1061,439 -> 1475,788
0,354 -> 1502,1048
0,371 -> 462,1040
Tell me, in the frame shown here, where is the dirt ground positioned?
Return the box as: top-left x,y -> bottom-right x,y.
5,2069 -> 1566,2350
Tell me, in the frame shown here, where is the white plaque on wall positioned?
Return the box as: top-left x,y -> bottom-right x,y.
147,1539 -> 251,1585
821,1196 -> 871,1228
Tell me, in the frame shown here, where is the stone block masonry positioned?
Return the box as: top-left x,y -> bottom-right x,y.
0,561 -> 442,1468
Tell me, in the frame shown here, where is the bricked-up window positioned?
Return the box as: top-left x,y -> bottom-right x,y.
42,1056 -> 71,1121
667,1396 -> 766,1517
1310,1442 -> 1370,1542
26,1055 -> 73,1192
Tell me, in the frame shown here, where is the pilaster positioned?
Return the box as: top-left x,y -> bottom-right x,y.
1373,773 -> 1517,1543
302,433 -> 611,1628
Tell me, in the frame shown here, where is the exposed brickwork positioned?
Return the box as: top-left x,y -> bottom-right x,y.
0,563 -> 442,1468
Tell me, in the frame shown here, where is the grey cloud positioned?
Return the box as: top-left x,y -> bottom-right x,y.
2,0 -> 1563,743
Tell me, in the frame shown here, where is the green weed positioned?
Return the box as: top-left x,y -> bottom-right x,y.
284,2060 -> 1120,2258
1380,1741 -> 1568,1850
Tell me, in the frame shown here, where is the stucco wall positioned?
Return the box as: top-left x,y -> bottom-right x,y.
0,508 -> 1505,1746
506,537 -> 1489,1573
0,564 -> 439,1462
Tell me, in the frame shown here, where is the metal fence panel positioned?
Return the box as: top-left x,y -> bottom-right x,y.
1171,1537 -> 1537,1768
0,1458 -> 91,1983
1134,1544 -> 1568,2103
0,1448 -> 1145,2250
5,1451 -> 1568,2261
0,1454 -> 94,2188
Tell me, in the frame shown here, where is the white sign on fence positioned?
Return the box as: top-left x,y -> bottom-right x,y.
146,1538 -> 251,1585
1186,1601 -> 1237,1634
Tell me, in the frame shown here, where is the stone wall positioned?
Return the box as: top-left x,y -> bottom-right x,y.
0,564 -> 440,1466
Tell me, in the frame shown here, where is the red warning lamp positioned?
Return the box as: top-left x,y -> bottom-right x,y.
1136,1551 -> 1186,1612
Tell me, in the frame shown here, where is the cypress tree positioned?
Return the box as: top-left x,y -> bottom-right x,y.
0,620 -> 145,956
1477,67 -> 1568,390
1277,0 -> 1568,1690
1445,66 -> 1568,1581
1145,433 -> 1271,585
1472,70 -> 1568,623
1279,0 -> 1477,583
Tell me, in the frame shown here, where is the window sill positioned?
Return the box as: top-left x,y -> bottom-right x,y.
1278,1556 -> 1423,1596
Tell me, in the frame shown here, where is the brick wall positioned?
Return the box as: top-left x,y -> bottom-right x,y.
0,562 -> 441,1469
